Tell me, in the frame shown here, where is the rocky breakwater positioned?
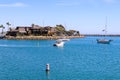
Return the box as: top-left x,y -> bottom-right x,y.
5,35 -> 84,40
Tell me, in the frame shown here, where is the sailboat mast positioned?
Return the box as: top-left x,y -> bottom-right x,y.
105,17 -> 107,35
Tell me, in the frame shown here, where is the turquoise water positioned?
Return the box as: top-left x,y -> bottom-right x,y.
0,37 -> 120,80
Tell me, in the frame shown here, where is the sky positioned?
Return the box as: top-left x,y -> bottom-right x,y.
0,0 -> 120,34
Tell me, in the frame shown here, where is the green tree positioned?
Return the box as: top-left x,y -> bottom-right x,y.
54,24 -> 68,36
0,25 -> 5,34
55,24 -> 66,33
6,22 -> 11,31
55,24 -> 66,31
31,23 -> 35,27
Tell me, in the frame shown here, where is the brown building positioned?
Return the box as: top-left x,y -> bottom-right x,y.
6,25 -> 57,36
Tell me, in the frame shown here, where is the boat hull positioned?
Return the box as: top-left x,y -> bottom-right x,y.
97,39 -> 112,44
57,38 -> 70,41
53,41 -> 64,47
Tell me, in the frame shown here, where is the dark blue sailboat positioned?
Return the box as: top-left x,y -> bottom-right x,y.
97,17 -> 112,44
97,39 -> 112,44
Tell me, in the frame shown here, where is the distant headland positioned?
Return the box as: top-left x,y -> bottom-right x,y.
0,23 -> 84,40
82,34 -> 120,37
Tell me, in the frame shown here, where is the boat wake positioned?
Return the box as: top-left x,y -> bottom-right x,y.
0,44 -> 37,48
0,44 -> 51,48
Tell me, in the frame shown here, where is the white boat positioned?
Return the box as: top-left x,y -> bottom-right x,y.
97,17 -> 112,44
53,40 -> 64,47
57,38 -> 70,41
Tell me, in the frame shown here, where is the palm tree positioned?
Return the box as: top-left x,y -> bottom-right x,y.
6,22 -> 11,31
0,25 -> 5,34
31,23 -> 35,27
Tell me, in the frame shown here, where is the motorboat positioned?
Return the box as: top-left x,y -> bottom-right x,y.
57,38 -> 70,41
53,40 -> 64,47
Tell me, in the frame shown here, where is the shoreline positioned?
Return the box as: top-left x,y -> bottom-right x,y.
4,35 -> 84,40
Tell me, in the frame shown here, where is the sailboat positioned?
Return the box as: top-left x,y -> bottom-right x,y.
97,39 -> 112,44
97,17 -> 112,44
